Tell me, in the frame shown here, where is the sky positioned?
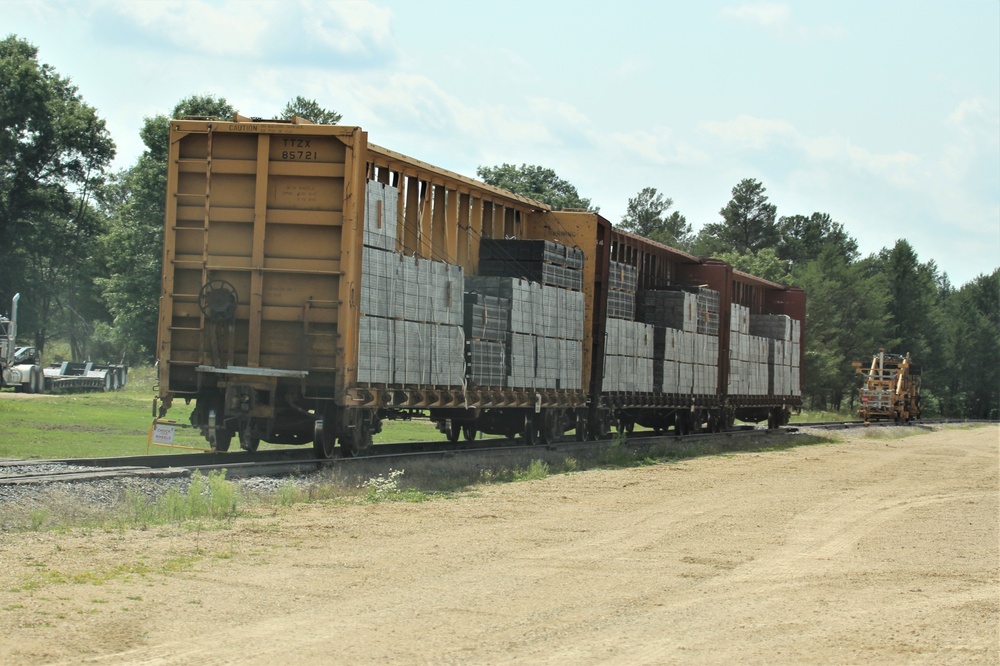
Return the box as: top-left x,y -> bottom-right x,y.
3,0 -> 998,287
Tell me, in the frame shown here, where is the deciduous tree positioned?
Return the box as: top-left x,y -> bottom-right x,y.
476,163 -> 593,212
279,96 -> 341,124
98,95 -> 235,361
0,35 -> 115,354
715,248 -> 789,283
776,212 -> 858,265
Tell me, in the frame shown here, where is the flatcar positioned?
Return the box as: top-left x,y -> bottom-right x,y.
156,116 -> 803,457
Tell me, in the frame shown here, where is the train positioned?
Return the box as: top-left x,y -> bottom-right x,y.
155,115 -> 804,457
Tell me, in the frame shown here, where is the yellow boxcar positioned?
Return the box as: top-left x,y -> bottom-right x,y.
157,116 -> 587,456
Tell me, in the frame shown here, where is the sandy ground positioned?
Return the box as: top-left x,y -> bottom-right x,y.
0,425 -> 996,665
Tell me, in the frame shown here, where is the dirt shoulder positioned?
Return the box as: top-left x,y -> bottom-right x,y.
1,425 -> 997,665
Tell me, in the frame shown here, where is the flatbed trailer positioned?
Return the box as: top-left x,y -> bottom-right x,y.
43,361 -> 128,393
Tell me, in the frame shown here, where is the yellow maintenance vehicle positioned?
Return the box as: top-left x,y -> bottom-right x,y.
855,350 -> 921,423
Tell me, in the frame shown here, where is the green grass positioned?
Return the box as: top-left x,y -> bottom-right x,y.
791,408 -> 856,422
10,469 -> 243,534
0,367 -> 489,459
116,470 -> 239,529
512,459 -> 550,481
8,421 -> 950,536
0,367 -> 180,459
0,368 -> 905,464
373,416 -> 500,444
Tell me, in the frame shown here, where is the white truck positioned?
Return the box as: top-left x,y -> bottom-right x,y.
1,293 -> 128,394
1,294 -> 44,393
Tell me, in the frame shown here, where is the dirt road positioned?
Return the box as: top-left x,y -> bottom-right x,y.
1,425 -> 997,665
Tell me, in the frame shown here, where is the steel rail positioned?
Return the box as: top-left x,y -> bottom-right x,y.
0,418 -> 987,487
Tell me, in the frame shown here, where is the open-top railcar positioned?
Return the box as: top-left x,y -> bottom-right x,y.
156,116 -> 804,457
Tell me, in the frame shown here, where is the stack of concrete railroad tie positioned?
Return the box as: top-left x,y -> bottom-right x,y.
636,287 -> 721,395
464,292 -> 509,387
466,239 -> 585,390
749,314 -> 802,396
358,180 -> 466,387
603,262 -> 655,392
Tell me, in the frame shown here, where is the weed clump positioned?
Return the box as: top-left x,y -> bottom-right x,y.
362,469 -> 428,503
118,470 -> 240,529
513,459 -> 549,481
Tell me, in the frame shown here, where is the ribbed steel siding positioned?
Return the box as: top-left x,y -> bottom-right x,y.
159,121 -> 357,397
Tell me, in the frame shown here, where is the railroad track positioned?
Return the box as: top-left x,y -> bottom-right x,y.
0,418 -> 980,487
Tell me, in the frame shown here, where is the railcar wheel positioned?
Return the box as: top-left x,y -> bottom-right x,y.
462,424 -> 478,442
313,419 -> 336,459
540,410 -> 562,444
341,412 -> 375,457
692,412 -> 704,433
213,432 -> 233,453
522,413 -> 538,446
446,420 -> 461,443
213,432 -> 232,452
615,418 -> 635,435
240,430 -> 261,453
206,407 -> 232,452
591,411 -> 611,440
674,412 -> 689,437
575,412 -> 589,442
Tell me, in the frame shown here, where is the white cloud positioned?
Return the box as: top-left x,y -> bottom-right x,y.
307,72 -> 558,165
947,97 -> 986,127
106,0 -> 393,60
719,3 -> 846,39
939,98 -> 999,179
301,0 -> 394,56
526,98 -> 591,131
112,0 -> 271,57
701,115 -> 922,187
700,115 -> 797,149
609,128 -> 710,167
720,3 -> 790,27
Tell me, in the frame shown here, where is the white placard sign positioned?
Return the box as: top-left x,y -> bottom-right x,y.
151,424 -> 176,445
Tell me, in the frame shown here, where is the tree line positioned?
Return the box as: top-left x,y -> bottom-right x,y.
2,35 -> 996,418
482,168 -> 998,419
